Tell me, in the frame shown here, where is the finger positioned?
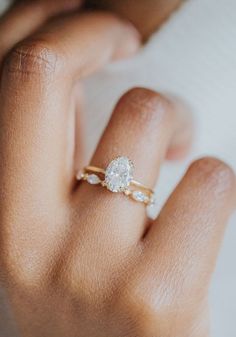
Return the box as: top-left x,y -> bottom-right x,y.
0,12 -> 140,281
74,88 -> 193,250
0,0 -> 83,62
0,11 -> 140,198
165,96 -> 193,160
143,158 -> 236,301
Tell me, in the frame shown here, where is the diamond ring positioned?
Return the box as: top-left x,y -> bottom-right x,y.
76,156 -> 156,206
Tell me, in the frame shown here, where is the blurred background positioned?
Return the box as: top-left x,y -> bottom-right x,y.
0,0 -> 236,336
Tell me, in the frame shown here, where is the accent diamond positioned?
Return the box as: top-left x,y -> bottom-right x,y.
105,156 -> 134,192
87,174 -> 101,185
149,194 -> 157,207
132,191 -> 149,203
76,171 -> 84,180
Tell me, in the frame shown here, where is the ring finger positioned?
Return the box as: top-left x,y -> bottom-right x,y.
74,87 -> 193,250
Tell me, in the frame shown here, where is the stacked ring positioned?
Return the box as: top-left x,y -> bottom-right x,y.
76,156 -> 156,206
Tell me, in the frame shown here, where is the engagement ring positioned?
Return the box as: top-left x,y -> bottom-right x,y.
76,156 -> 156,207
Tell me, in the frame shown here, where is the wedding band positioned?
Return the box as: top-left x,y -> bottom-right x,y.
76,156 -> 156,206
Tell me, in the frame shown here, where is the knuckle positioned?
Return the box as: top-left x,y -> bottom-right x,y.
2,40 -> 59,82
116,277 -> 201,337
115,279 -> 166,335
118,87 -> 172,127
189,157 -> 236,197
58,253 -> 109,306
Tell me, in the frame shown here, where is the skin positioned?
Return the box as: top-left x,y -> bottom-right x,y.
0,1 -> 235,337
86,0 -> 185,39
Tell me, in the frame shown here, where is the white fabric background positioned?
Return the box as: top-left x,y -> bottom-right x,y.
0,0 -> 236,336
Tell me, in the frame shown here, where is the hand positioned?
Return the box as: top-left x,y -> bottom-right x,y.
0,1 -> 235,337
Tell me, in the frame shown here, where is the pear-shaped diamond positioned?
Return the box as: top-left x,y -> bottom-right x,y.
105,157 -> 134,192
